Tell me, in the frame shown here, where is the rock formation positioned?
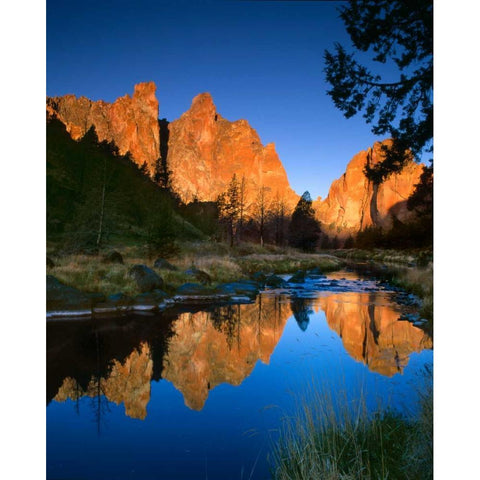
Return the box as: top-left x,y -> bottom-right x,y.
319,292 -> 432,376
47,82 -> 160,173
46,83 -> 425,231
166,93 -> 299,211
313,140 -> 424,238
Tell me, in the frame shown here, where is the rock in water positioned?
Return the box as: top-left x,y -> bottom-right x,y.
176,283 -> 216,296
288,271 -> 306,284
265,274 -> 287,288
128,265 -> 164,293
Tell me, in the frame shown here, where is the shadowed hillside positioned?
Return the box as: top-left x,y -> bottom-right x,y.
47,117 -> 203,251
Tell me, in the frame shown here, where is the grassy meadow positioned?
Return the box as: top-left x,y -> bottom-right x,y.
47,241 -> 345,297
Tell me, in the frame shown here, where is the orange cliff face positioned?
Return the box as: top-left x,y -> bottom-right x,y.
313,140 -> 424,238
162,296 -> 292,410
47,82 -> 160,173
54,342 -> 153,420
319,292 -> 432,376
167,93 -> 299,212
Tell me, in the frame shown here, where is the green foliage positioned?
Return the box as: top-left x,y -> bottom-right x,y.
46,118 -> 202,251
179,200 -> 220,238
217,174 -> 242,246
324,0 -> 433,183
344,235 -> 355,249
145,198 -> 179,258
406,165 -> 433,244
354,216 -> 432,250
288,192 -> 321,252
320,235 -> 332,250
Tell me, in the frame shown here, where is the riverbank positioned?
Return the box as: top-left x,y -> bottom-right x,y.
47,242 -> 345,294
46,242 -> 433,323
46,241 -> 346,317
333,248 -> 433,324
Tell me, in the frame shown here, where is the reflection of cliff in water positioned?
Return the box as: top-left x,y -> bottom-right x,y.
47,314 -> 175,420
48,295 -> 292,416
48,290 -> 433,418
54,342 -> 153,420
162,295 -> 292,410
319,292 -> 433,376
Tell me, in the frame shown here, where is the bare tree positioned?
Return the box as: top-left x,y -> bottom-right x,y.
237,175 -> 247,242
271,193 -> 287,246
253,186 -> 270,247
95,155 -> 107,250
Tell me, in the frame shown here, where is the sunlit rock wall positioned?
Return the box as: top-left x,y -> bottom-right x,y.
47,82 -> 160,173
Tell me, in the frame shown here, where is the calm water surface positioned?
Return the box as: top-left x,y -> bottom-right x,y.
47,270 -> 433,480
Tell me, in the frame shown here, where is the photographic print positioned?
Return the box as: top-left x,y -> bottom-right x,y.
46,1 -> 433,478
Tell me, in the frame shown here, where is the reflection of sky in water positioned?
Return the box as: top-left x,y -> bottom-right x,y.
47,277 -> 432,480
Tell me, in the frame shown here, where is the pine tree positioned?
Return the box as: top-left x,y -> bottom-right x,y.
218,174 -> 241,247
139,161 -> 149,177
153,156 -> 172,190
288,191 -> 321,252
271,194 -> 287,246
324,0 -> 433,183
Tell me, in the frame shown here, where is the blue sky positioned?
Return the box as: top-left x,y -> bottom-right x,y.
47,0 -> 391,200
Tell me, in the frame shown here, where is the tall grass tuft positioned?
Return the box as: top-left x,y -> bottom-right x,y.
272,373 -> 433,480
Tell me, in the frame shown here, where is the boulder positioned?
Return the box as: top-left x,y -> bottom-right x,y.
47,275 -> 92,312
250,271 -> 267,285
216,281 -> 260,298
128,264 -> 164,293
176,283 -> 217,296
184,267 -> 212,285
107,292 -> 134,308
133,290 -> 169,308
102,250 -> 124,264
265,274 -> 287,288
288,270 -> 306,283
307,267 -> 324,276
153,258 -> 178,271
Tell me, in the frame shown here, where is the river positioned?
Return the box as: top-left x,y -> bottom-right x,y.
47,269 -> 433,479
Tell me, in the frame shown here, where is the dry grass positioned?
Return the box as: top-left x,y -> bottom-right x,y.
47,242 -> 345,296
390,264 -> 433,321
48,254 -> 139,296
333,248 -> 432,267
238,253 -> 343,275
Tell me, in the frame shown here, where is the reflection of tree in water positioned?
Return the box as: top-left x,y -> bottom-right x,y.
210,296 -> 272,351
211,305 -> 242,350
88,375 -> 111,436
291,297 -> 314,331
90,326 -> 111,435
